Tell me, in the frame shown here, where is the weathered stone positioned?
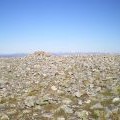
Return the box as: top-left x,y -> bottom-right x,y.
24,96 -> 36,107
1,114 -> 9,120
78,100 -> 82,105
112,97 -> 120,103
22,109 -> 31,114
74,91 -> 82,98
62,98 -> 72,104
90,103 -> 103,110
51,86 -> 57,91
57,117 -> 65,120
60,105 -> 73,114
42,113 -> 53,118
7,109 -> 17,115
85,100 -> 91,104
75,110 -> 89,119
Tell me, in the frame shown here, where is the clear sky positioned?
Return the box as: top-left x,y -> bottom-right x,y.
0,0 -> 120,54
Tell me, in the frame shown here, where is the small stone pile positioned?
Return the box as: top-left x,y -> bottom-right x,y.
0,51 -> 120,120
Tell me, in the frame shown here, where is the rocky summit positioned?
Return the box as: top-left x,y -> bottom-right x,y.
0,51 -> 120,120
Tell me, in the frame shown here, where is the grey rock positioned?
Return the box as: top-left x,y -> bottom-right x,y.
62,98 -> 72,104
74,91 -> 82,98
60,105 -> 73,114
24,96 -> 36,107
90,103 -> 103,110
75,111 -> 89,119
112,97 -> 120,103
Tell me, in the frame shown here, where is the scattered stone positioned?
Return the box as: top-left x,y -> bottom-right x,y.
85,100 -> 91,104
0,51 -> 119,120
96,87 -> 101,92
22,109 -> 31,114
61,105 -> 73,114
42,113 -> 53,118
51,86 -> 57,91
1,114 -> 9,120
57,117 -> 65,120
90,103 -> 103,110
34,105 -> 41,110
24,96 -> 36,107
112,97 -> 120,103
75,110 -> 88,119
7,109 -> 17,115
78,100 -> 82,105
74,91 -> 82,98
62,98 -> 72,104
33,113 -> 38,116
89,84 -> 94,88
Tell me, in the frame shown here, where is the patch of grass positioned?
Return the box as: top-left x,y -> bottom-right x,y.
9,110 -> 20,120
28,90 -> 39,96
65,94 -> 77,104
60,93 -> 77,105
8,97 -> 17,104
91,110 -> 106,120
116,86 -> 120,95
43,103 -> 59,112
91,110 -> 99,119
0,97 -> 7,104
110,111 -> 120,120
101,98 -> 112,107
54,108 -> 67,119
82,100 -> 97,111
101,89 -> 113,96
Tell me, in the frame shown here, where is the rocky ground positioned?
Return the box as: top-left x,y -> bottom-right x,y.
0,51 -> 120,120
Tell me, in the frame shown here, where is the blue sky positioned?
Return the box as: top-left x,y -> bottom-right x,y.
0,0 -> 120,54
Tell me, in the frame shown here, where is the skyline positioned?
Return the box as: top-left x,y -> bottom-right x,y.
0,0 -> 120,54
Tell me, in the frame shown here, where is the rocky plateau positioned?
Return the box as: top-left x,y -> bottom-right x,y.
0,51 -> 120,120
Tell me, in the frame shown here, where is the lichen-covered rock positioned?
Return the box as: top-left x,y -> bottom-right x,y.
24,96 -> 37,107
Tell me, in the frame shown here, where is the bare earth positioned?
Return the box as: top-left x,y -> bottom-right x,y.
0,51 -> 120,120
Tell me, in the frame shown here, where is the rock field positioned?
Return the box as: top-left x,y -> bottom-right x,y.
0,51 -> 120,120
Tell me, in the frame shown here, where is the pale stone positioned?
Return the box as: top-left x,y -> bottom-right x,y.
74,91 -> 82,98
34,64 -> 40,69
75,110 -> 89,119
23,109 -> 31,114
90,103 -> 103,109
85,100 -> 91,104
89,84 -> 94,88
78,100 -> 82,105
1,114 -> 9,120
51,86 -> 57,91
61,105 -> 73,114
24,96 -> 36,107
57,117 -> 65,120
7,109 -> 17,115
112,97 -> 120,103
62,98 -> 72,104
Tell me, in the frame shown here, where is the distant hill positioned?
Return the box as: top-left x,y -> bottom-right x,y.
0,53 -> 27,58
0,52 -> 119,58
